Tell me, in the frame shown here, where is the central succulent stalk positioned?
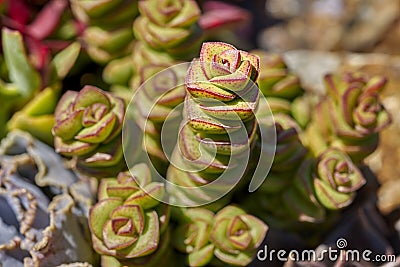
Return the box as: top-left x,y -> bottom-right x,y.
167,42 -> 260,207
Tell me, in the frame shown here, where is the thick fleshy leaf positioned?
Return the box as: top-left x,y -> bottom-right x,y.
84,27 -> 133,53
75,0 -> 117,16
187,81 -> 237,102
139,0 -> 180,26
136,89 -> 178,122
210,60 -> 252,92
110,205 -> 144,234
283,184 -> 326,223
214,247 -> 253,266
54,136 -> 98,156
314,179 -> 355,210
186,98 -> 242,134
199,42 -> 236,79
240,214 -> 268,248
22,86 -> 59,116
147,21 -> 191,48
98,178 -> 139,201
52,42 -> 81,79
54,91 -> 78,119
103,56 -> 133,85
2,28 -> 40,97
341,85 -> 362,126
8,87 -> 59,144
116,211 -> 159,258
168,0 -> 200,27
74,86 -> 111,109
82,137 -> 123,167
228,217 -> 251,250
75,112 -> 117,143
188,243 -> 214,267
199,89 -> 258,121
52,109 -> 84,140
197,120 -> 256,156
125,183 -> 164,209
102,219 -> 138,250
89,198 -> 123,240
177,124 -> 231,172
239,51 -> 260,75
210,218 -> 236,253
254,50 -> 301,99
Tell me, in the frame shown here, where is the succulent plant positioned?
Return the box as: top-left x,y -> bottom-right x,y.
209,205 -> 268,266
108,0 -> 204,102
252,110 -> 308,196
307,72 -> 391,162
133,0 -> 202,60
253,50 -> 302,100
0,130 -> 97,266
128,42 -> 177,91
89,163 -> 172,266
52,85 -> 126,177
70,0 -> 138,65
173,205 -> 268,267
173,208 -> 215,266
247,147 -> 366,231
166,41 -> 260,207
312,148 -> 366,210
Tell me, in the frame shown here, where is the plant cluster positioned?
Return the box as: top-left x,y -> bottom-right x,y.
0,1 -> 393,267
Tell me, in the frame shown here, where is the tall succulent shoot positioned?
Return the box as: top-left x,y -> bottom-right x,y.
253,50 -> 302,100
104,42 -> 175,97
89,163 -> 171,266
133,0 -> 202,59
250,95 -> 368,229
108,0 -> 203,109
134,64 -> 187,170
167,42 -> 260,207
173,206 -> 267,266
112,0 -> 203,95
254,113 -> 308,197
309,72 -> 391,162
269,114 -> 308,173
250,146 -> 367,230
52,86 -> 126,177
71,0 -> 138,64
254,50 -> 313,127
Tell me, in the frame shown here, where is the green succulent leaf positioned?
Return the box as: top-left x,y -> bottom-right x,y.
2,28 -> 40,98
52,42 -> 81,79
